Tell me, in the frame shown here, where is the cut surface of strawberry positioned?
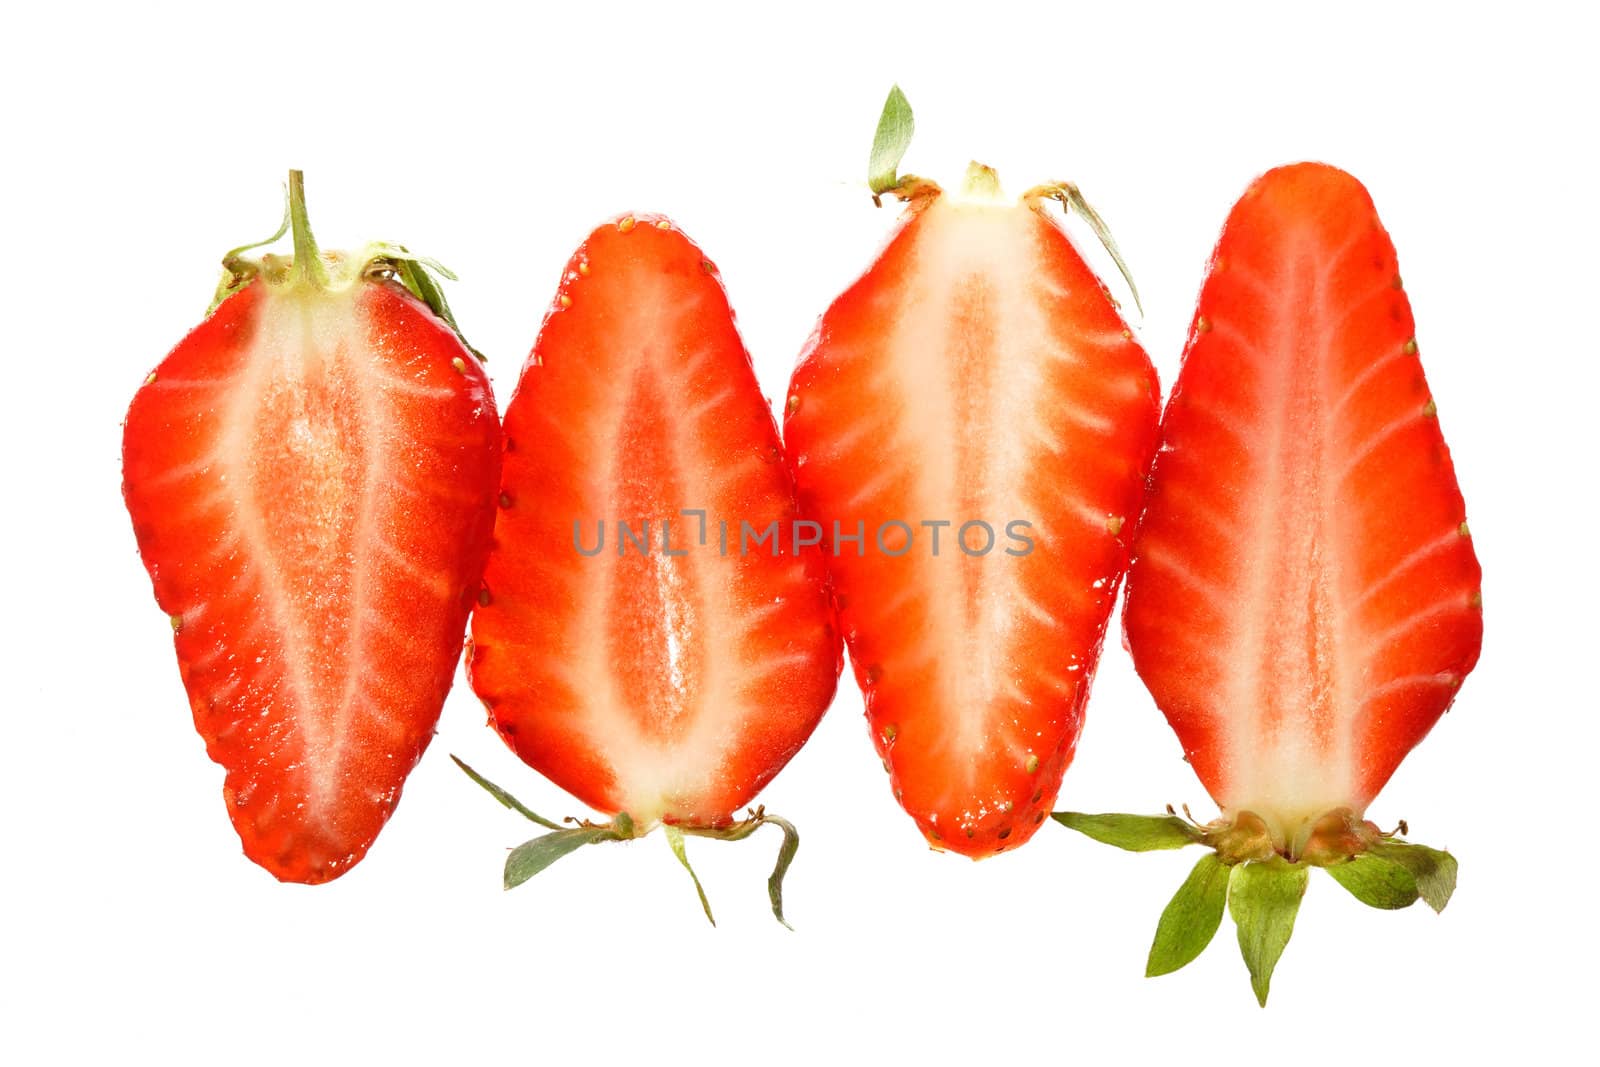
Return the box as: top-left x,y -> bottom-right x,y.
1124,162 -> 1482,849
122,174 -> 500,884
1056,162 -> 1482,1005
785,96 -> 1160,858
466,215 -> 840,840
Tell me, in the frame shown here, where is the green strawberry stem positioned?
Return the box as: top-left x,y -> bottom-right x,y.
206,173 -> 484,367
962,161 -> 1003,199
1052,807 -> 1457,1005
286,170 -> 329,290
451,755 -> 800,928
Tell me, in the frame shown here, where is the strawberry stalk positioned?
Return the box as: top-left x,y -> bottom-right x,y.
286,169 -> 329,288
451,757 -> 802,929
208,171 -> 483,362
1052,808 -> 1457,1004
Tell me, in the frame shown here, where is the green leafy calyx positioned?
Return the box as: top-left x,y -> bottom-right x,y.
868,84 -> 916,203
453,757 -> 800,928
1230,857 -> 1309,1006
1053,805 -> 1457,1005
206,171 -> 483,360
1025,181 -> 1144,317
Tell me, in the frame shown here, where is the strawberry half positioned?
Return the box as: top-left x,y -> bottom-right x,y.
122,173 -> 500,884
783,88 -> 1161,857
1055,163 -> 1482,1005
460,214 -> 839,925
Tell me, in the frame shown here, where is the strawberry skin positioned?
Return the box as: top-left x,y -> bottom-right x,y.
1123,162 -> 1482,849
468,215 -> 840,830
123,205 -> 500,883
784,180 -> 1161,857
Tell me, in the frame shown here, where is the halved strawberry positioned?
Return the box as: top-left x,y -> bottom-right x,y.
122,173 -> 500,884
1056,162 -> 1482,1004
1126,162 -> 1481,836
783,89 -> 1161,857
462,214 -> 839,923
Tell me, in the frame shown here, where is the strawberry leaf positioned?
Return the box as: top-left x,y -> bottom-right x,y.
504,826 -> 619,890
1058,183 -> 1143,317
450,755 -> 565,830
868,84 -> 915,202
366,245 -> 487,363
682,810 -> 802,929
1051,811 -> 1205,851
763,815 -> 800,931
1147,853 -> 1230,977
220,196 -> 291,267
1228,858 -> 1309,1007
209,173 -> 300,312
210,192 -> 292,312
1323,853 -> 1420,910
1369,839 -> 1458,912
664,825 -> 716,927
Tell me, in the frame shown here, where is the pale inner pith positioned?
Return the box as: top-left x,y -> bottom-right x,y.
548,272 -> 778,823
864,200 -> 1132,794
227,288 -> 418,816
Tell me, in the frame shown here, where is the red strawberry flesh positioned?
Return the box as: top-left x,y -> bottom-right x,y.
124,245 -> 500,883
1122,163 -> 1483,850
785,180 -> 1160,857
468,215 -> 840,830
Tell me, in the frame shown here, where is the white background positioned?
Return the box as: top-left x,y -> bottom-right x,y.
4,2 -> 1595,1062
